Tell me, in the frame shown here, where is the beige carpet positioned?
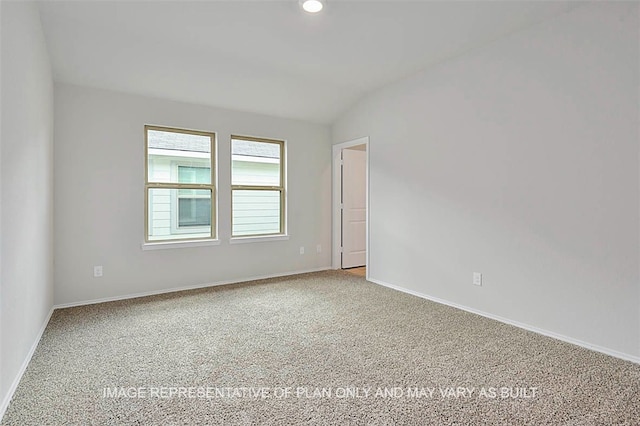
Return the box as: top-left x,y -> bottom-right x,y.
2,271 -> 639,425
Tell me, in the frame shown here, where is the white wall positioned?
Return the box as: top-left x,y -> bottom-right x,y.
333,2 -> 640,359
54,84 -> 332,305
0,0 -> 54,411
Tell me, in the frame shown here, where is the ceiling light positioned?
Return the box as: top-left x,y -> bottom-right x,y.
300,0 -> 324,13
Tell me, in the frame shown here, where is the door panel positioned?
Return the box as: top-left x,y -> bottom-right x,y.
342,148 -> 366,268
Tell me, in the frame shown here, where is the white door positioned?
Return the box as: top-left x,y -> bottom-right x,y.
341,148 -> 366,268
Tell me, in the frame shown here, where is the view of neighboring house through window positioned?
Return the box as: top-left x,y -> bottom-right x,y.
145,126 -> 215,242
231,136 -> 285,237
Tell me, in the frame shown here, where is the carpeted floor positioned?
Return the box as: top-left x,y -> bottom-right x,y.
2,270 -> 640,425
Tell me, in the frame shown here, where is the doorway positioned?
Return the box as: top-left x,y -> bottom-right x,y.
332,137 -> 369,279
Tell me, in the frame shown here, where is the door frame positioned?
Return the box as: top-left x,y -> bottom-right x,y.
332,137 -> 369,278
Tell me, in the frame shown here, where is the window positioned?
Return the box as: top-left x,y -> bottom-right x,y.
145,126 -> 215,242
231,136 -> 285,237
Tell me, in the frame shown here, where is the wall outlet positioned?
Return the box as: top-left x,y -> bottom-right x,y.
94,265 -> 103,278
473,272 -> 482,286
316,244 -> 322,253
299,246 -> 305,255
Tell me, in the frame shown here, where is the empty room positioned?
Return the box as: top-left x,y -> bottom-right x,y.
1,0 -> 639,424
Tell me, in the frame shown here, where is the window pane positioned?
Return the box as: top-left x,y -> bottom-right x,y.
177,166 -> 211,198
231,139 -> 280,186
148,188 -> 211,241
232,190 -> 281,236
148,129 -> 211,183
179,197 -> 211,227
178,166 -> 210,184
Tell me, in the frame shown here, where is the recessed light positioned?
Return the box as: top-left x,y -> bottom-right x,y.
300,0 -> 325,13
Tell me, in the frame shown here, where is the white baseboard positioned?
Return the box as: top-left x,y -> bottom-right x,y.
54,266 -> 332,309
368,277 -> 640,365
0,307 -> 54,421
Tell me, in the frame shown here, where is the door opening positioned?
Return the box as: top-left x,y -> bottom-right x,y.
332,137 -> 369,278
341,146 -> 366,269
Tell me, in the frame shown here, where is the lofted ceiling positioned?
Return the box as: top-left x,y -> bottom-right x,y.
37,0 -> 576,124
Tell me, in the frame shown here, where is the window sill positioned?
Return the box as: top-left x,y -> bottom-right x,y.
229,235 -> 289,244
141,239 -> 221,251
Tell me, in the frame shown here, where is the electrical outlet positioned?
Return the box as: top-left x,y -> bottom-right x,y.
473,272 -> 482,286
94,266 -> 103,278
316,244 -> 322,253
299,246 -> 305,255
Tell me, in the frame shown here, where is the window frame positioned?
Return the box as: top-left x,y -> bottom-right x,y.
230,135 -> 285,238
145,125 -> 216,243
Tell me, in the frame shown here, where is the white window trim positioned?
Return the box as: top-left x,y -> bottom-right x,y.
229,234 -> 289,244
142,238 -> 220,251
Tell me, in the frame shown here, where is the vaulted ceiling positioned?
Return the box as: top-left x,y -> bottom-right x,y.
37,1 -> 576,124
